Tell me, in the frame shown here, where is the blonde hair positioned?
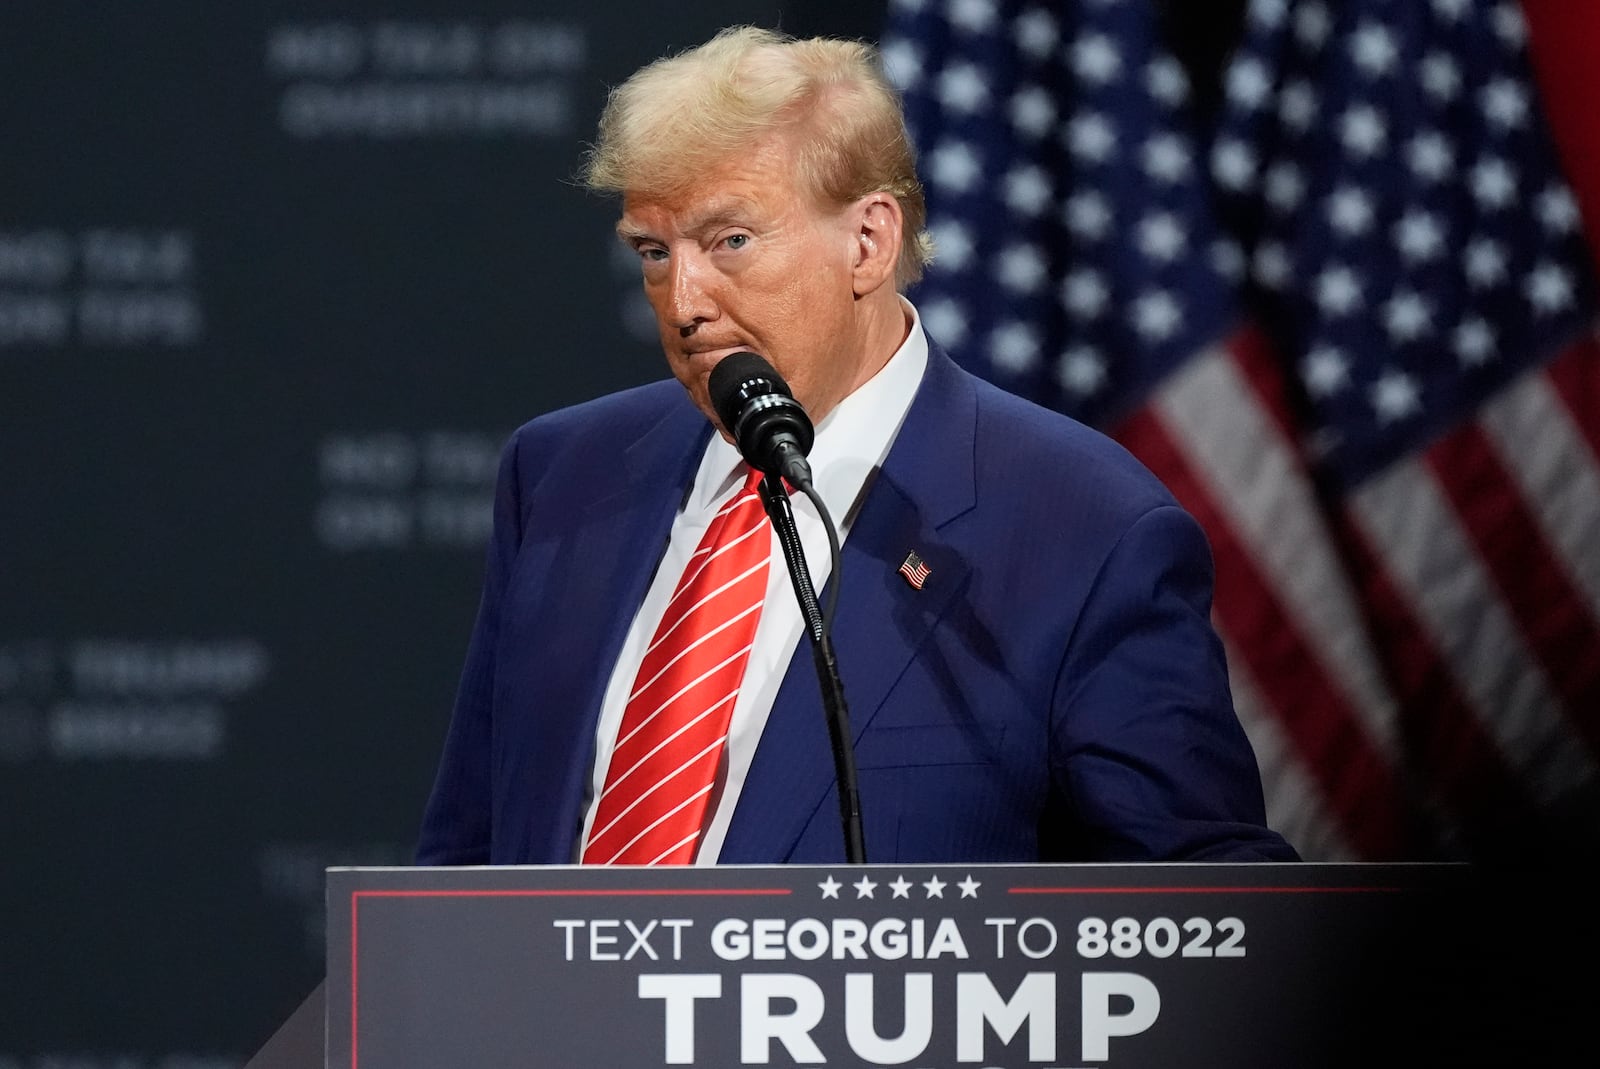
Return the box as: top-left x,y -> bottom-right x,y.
582,25 -> 934,288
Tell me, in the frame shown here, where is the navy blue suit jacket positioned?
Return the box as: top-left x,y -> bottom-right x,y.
415,344 -> 1299,864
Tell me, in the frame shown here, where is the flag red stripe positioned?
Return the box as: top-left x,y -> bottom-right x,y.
1332,511 -> 1545,856
1425,424 -> 1600,759
1117,407 -> 1409,858
1543,335 -> 1600,463
1225,321 -> 1301,440
1521,0 -> 1600,273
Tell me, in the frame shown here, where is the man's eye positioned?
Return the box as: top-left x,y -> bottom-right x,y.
638,246 -> 667,263
723,234 -> 749,250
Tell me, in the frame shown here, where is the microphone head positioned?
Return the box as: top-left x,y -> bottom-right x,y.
707,352 -> 815,475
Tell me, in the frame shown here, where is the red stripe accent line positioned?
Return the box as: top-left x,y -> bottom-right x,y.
1116,407 -> 1409,859
1008,884 -> 1408,894
1426,421 -> 1600,758
353,887 -> 793,898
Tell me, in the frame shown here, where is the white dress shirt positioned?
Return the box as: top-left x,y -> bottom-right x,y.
577,301 -> 930,862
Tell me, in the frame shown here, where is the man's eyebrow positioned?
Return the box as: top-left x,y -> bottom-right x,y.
616,200 -> 757,244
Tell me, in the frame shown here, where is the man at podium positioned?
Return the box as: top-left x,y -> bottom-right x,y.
414,26 -> 1299,868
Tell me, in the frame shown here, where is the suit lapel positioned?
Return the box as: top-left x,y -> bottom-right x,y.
720,347 -> 979,862
517,395 -> 711,862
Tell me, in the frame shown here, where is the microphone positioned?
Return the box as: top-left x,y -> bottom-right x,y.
708,352 -> 815,490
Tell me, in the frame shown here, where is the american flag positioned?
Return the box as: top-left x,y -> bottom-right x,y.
882,0 -> 1600,861
899,550 -> 933,589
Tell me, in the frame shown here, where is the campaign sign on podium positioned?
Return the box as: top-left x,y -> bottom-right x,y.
326,862 -> 1548,1067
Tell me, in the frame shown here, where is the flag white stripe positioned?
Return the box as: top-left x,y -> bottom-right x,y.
1156,347 -> 1404,752
1479,368 -> 1600,623
1351,460 -> 1600,803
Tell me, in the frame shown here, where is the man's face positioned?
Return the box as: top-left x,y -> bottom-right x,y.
617,134 -> 875,434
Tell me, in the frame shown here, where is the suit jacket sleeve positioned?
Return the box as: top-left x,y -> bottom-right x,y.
413,433 -> 525,865
1050,500 -> 1296,861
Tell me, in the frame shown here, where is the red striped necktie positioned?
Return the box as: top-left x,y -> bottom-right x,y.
582,465 -> 771,865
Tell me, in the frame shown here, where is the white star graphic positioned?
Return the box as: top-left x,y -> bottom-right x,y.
1145,57 -> 1189,105
920,298 -> 970,346
1370,369 -> 1423,425
1302,346 -> 1352,398
1383,291 -> 1433,342
929,140 -> 982,193
1406,132 -> 1454,183
1464,238 -> 1508,287
1394,210 -> 1445,263
1137,212 -> 1187,263
1279,81 -> 1318,131
922,875 -> 947,898
989,321 -> 1041,373
1294,2 -> 1333,47
1227,56 -> 1272,110
1132,291 -> 1184,341
1072,33 -> 1122,85
1064,190 -> 1113,240
1264,162 -> 1305,213
1013,10 -> 1058,59
1314,265 -> 1363,317
950,0 -> 998,33
1327,186 -> 1375,237
928,219 -> 976,271
957,875 -> 982,898
1471,157 -> 1517,210
1009,86 -> 1056,140
997,244 -> 1048,294
1340,105 -> 1388,157
1421,53 -> 1462,102
1481,78 -> 1529,131
889,876 -> 913,899
1537,187 -> 1581,233
1211,238 -> 1247,281
1142,134 -> 1192,184
1252,241 -> 1293,291
937,63 -> 989,114
880,41 -> 923,91
1526,263 -> 1576,314
1062,268 -> 1110,319
1454,319 -> 1496,366
1058,345 -> 1108,396
819,876 -> 842,899
1363,353 -> 1416,409
1493,3 -> 1528,47
1066,111 -> 1117,163
1350,22 -> 1399,77
853,875 -> 878,899
1251,0 -> 1289,28
1211,138 -> 1258,191
1004,166 -> 1053,216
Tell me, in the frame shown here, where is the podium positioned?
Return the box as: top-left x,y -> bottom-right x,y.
249,861 -> 1584,1067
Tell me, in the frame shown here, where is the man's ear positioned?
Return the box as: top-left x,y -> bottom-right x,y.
851,193 -> 903,297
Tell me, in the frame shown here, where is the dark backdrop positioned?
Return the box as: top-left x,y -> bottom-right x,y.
0,2 -> 1237,1062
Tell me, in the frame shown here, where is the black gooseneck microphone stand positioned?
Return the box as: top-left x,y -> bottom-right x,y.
757,473 -> 866,864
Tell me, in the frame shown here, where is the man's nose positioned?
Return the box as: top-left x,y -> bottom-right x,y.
665,254 -> 717,330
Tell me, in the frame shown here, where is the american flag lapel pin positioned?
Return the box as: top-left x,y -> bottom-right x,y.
898,550 -> 931,590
